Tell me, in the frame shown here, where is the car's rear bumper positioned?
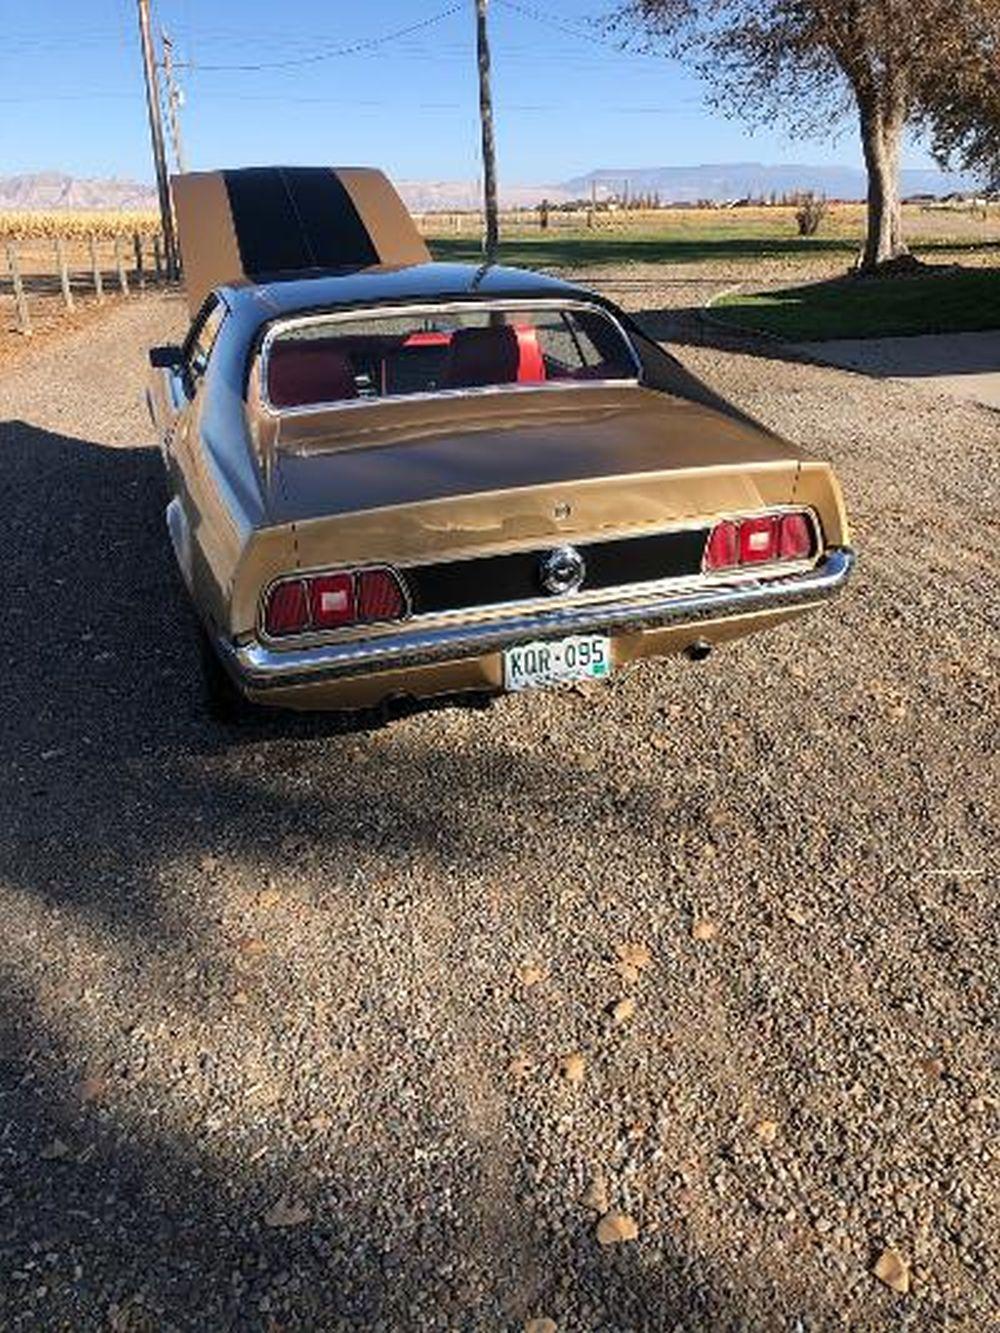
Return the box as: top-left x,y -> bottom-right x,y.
218,548 -> 854,702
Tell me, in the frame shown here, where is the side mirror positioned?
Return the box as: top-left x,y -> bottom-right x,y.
149,344 -> 183,370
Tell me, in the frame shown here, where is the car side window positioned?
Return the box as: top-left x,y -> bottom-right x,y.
183,297 -> 226,388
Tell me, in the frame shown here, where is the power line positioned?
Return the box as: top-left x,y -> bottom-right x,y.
0,88 -> 700,114
174,5 -> 465,72
493,0 -> 661,58
0,93 -> 140,102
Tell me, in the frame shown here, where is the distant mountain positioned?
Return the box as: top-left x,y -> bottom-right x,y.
1,162 -> 977,215
0,171 -> 157,211
396,180 -> 571,212
391,162 -> 978,210
561,161 -> 977,203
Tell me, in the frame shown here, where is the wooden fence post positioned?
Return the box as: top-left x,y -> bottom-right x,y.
89,235 -> 104,302
55,236 -> 75,311
114,236 -> 129,295
7,241 -> 31,335
133,232 -> 146,291
153,235 -> 163,283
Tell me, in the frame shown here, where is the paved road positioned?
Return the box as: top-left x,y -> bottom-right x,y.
0,294 -> 996,1331
797,330 -> 1000,410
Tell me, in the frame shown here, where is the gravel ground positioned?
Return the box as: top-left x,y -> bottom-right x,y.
0,288 -> 997,1333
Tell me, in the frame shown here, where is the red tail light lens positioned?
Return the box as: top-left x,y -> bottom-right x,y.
703,510 -> 817,574
703,520 -> 739,571
308,572 -> 356,629
779,512 -> 814,559
264,567 -> 409,638
357,568 -> 406,621
739,515 -> 780,564
264,579 -> 310,636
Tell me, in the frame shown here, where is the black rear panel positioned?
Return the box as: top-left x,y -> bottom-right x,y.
404,528 -> 708,616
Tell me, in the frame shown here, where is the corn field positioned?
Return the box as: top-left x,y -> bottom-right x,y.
0,210 -> 161,242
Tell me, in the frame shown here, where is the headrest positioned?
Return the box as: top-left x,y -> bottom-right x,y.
441,325 -> 520,389
267,339 -> 358,408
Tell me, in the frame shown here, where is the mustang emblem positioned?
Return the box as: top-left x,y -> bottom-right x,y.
539,545 -> 586,596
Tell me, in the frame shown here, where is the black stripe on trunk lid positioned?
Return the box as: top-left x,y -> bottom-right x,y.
405,528 -> 709,616
223,167 -> 379,277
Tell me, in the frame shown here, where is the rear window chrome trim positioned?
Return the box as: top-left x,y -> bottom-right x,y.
256,297 -> 643,418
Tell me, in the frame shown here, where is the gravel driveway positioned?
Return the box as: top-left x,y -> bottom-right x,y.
0,291 -> 996,1332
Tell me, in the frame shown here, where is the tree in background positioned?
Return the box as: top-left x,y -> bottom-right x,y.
921,1 -> 1000,191
609,1 -> 992,270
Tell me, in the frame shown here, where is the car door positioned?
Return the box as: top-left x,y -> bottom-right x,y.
157,295 -> 231,596
148,295 -> 226,464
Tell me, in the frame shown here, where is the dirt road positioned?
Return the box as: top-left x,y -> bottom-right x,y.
0,291 -> 996,1331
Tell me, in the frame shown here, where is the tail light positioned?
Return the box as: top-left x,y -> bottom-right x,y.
703,510 -> 817,573
265,580 -> 310,635
308,572 -> 356,629
778,512 -> 813,560
264,566 -> 408,638
357,568 -> 407,621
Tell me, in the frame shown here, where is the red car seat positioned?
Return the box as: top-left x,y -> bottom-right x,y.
268,339 -> 359,407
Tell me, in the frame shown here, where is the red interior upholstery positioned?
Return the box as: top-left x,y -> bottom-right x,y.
403,331 -> 452,348
440,325 -> 520,390
514,324 -> 546,382
268,339 -> 358,408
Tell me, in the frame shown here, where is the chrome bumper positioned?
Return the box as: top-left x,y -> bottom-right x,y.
220,548 -> 855,691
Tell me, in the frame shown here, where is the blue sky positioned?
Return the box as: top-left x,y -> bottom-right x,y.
2,0 -> 946,185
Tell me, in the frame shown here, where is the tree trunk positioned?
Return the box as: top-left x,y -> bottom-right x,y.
858,101 -> 908,270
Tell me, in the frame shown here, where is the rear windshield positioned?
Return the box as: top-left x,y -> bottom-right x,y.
264,304 -> 638,410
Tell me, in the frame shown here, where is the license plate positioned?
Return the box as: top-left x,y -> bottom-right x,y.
503,634 -> 612,692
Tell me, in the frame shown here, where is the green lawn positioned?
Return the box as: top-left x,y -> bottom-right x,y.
427,209 -> 1000,272
426,212 -> 1000,339
711,267 -> 1000,340
429,231 -> 855,269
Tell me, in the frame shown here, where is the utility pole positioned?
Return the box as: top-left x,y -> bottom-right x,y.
161,29 -> 187,175
136,0 -> 178,279
474,0 -> 499,262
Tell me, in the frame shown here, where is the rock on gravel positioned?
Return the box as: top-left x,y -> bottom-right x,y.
0,288 -> 996,1331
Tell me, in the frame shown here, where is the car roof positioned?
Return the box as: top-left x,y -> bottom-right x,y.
217,261 -> 604,328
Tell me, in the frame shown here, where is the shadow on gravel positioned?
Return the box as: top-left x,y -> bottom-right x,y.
0,421 -> 677,929
631,304 -> 815,368
0,420 -> 772,1329
1,984 -> 746,1326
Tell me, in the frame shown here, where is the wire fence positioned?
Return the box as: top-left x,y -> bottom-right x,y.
414,207 -> 674,235
2,231 -> 170,336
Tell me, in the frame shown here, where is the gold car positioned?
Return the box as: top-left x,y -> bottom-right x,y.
148,167 -> 853,720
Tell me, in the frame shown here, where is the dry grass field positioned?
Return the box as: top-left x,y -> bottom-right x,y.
418,201 -> 1000,246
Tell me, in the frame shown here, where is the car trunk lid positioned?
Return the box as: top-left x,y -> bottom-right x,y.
264,385 -> 803,569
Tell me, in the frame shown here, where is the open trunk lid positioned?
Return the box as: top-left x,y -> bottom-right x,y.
172,166 -> 429,315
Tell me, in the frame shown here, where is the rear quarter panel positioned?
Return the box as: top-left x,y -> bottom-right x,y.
166,320 -> 272,636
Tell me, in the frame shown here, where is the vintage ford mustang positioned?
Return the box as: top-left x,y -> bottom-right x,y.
148,166 -> 853,719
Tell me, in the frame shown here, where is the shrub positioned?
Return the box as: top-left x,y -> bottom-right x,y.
794,193 -> 828,237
